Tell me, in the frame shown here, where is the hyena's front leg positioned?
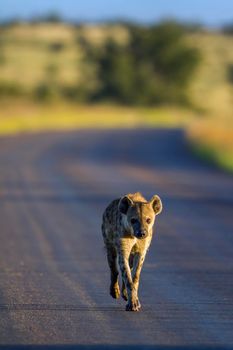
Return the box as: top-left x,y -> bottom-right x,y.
118,247 -> 140,311
121,253 -> 134,301
106,244 -> 120,299
131,252 -> 146,309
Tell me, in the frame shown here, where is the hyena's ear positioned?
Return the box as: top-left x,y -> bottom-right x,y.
119,196 -> 134,214
150,195 -> 162,215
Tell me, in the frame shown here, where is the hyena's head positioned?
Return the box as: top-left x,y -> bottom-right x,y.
119,194 -> 162,239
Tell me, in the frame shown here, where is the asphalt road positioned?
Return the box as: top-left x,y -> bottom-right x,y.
0,129 -> 233,349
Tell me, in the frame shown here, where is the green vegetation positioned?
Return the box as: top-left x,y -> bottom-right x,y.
185,32 -> 233,172
0,21 -> 232,171
0,102 -> 197,134
191,144 -> 233,173
0,21 -> 200,105
187,117 -> 233,172
222,22 -> 233,35
85,22 -> 200,105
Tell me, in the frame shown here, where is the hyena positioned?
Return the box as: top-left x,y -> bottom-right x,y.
102,192 -> 162,311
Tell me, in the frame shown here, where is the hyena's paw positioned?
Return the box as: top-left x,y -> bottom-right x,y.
110,283 -> 120,299
125,298 -> 141,312
121,285 -> 128,301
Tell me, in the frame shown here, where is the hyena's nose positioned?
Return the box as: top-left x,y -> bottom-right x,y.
138,229 -> 146,238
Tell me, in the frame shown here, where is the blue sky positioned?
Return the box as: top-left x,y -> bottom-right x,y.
1,0 -> 233,27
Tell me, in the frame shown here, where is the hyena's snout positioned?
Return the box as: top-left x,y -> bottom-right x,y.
131,219 -> 148,239
135,227 -> 147,239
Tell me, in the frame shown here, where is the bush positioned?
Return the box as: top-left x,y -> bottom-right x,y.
88,21 -> 201,105
0,81 -> 23,97
31,12 -> 62,24
45,63 -> 59,82
61,85 -> 90,102
49,42 -> 65,53
222,23 -> 233,35
34,83 -> 58,102
0,44 -> 6,65
227,64 -> 233,83
0,55 -> 5,65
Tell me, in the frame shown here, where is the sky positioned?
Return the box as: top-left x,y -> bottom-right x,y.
1,0 -> 233,27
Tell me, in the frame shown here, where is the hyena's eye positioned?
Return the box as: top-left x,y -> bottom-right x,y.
146,218 -> 151,224
131,218 -> 137,224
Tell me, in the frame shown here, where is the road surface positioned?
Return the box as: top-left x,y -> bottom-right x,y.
0,129 -> 233,349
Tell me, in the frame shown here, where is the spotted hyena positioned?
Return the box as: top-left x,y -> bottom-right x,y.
102,192 -> 162,311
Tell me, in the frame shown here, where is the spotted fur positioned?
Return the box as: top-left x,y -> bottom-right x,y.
102,192 -> 162,311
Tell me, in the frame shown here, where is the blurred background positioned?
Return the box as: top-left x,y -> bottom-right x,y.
0,0 -> 232,171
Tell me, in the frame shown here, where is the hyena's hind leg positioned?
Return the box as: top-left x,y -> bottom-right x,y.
105,243 -> 120,299
121,253 -> 134,301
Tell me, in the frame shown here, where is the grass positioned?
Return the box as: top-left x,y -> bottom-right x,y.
0,24 -> 232,172
187,32 -> 233,117
0,101 -> 232,173
0,101 -> 197,134
192,145 -> 233,172
186,117 -> 233,172
0,23 -> 128,89
186,32 -> 233,173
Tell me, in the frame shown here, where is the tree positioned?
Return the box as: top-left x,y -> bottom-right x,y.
91,21 -> 201,105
